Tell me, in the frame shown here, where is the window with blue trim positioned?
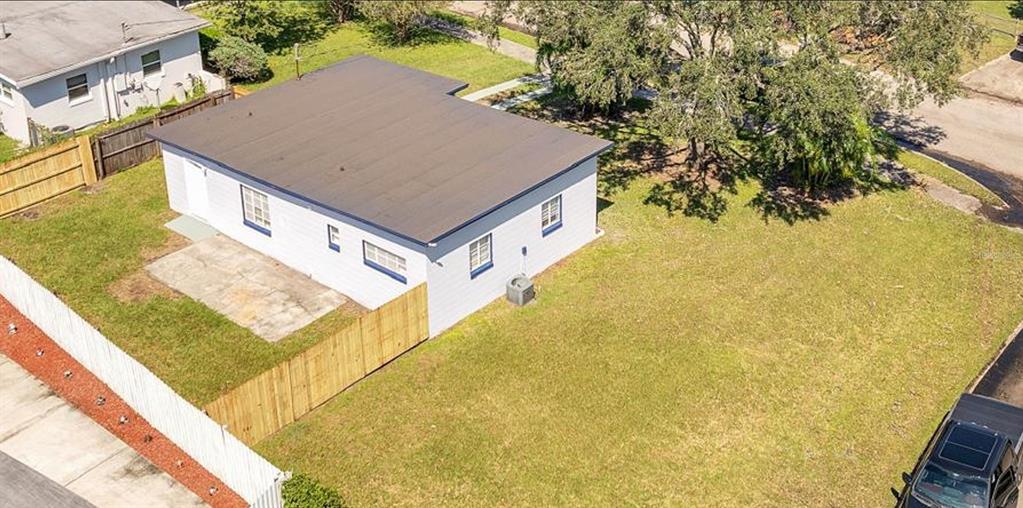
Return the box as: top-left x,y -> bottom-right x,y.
363,241 -> 407,283
241,185 -> 271,235
541,195 -> 562,236
327,225 -> 340,252
469,234 -> 493,278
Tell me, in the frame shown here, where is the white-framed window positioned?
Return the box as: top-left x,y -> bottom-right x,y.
327,224 -> 341,252
363,241 -> 407,283
541,194 -> 562,236
141,50 -> 162,77
469,234 -> 493,278
65,73 -> 89,103
240,185 -> 271,235
0,79 -> 13,104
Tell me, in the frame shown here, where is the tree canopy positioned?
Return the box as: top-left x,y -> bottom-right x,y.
480,1 -> 986,220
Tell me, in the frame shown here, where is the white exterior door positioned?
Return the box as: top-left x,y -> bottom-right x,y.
183,161 -> 209,220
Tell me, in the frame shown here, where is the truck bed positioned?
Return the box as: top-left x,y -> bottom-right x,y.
952,393 -> 1023,452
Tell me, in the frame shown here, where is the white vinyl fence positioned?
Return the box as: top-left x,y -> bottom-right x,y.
0,256 -> 285,507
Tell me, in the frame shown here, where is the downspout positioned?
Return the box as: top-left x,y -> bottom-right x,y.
98,60 -> 112,122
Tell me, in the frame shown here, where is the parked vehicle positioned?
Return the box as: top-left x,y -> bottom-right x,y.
894,393 -> 1023,508
1017,33 -> 1023,54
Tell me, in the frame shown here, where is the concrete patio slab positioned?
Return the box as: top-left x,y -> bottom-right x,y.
0,356 -> 203,508
165,215 -> 218,243
146,235 -> 349,341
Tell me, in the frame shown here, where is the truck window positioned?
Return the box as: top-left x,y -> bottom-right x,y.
913,464 -> 988,508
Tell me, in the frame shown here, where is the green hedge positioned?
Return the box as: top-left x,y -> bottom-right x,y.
283,473 -> 345,508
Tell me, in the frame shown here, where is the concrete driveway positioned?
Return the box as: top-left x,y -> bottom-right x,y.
146,235 -> 353,341
0,355 -> 203,508
961,51 -> 1023,105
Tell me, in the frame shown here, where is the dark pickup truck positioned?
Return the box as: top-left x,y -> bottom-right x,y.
896,393 -> 1023,508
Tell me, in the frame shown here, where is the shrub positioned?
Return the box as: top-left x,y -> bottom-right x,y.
358,0 -> 448,44
282,473 -> 345,508
209,36 -> 269,82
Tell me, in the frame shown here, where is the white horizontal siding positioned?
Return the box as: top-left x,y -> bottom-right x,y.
425,156 -> 599,336
162,147 -> 188,213
160,146 -> 427,310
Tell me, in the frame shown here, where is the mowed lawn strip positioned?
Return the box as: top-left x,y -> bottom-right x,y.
257,173 -> 1023,506
0,159 -> 360,405
243,21 -> 533,94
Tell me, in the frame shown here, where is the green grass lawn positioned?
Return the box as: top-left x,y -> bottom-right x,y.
256,100 -> 1023,506
244,21 -> 533,94
0,134 -> 21,164
0,159 -> 360,405
258,177 -> 1023,507
962,1 -> 1020,73
435,10 -> 539,50
898,150 -> 1004,208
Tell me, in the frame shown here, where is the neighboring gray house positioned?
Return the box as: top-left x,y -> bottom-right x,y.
0,1 -> 225,144
149,56 -> 613,337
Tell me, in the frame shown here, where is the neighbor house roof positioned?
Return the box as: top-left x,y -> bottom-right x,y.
148,56 -> 613,245
0,1 -> 209,87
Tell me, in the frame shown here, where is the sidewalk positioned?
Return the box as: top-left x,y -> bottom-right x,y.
0,355 -> 204,508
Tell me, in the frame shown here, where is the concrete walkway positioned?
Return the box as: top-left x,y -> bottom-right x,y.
0,355 -> 204,508
422,16 -> 536,64
460,74 -> 547,103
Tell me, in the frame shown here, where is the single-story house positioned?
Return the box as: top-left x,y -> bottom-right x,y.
148,56 -> 612,337
0,1 -> 225,144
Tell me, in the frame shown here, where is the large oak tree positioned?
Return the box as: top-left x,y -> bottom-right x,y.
481,1 -> 986,219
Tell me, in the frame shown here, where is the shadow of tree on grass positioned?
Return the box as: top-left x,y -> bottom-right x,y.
511,92 -> 914,224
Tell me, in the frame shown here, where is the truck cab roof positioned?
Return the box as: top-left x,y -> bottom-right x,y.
929,420 -> 1009,479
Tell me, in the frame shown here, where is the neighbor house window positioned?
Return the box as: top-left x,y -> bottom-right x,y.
240,185 -> 271,235
541,195 -> 562,236
327,224 -> 341,252
0,79 -> 13,104
65,73 -> 89,102
469,234 -> 493,278
363,241 -> 407,283
141,50 -> 162,77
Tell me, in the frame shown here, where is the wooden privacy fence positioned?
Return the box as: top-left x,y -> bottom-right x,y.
2,88 -> 241,218
205,285 -> 430,445
93,89 -> 235,177
0,137 -> 96,218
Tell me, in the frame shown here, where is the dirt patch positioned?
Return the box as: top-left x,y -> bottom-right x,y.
14,209 -> 41,221
108,270 -> 180,303
82,181 -> 106,195
141,233 -> 189,262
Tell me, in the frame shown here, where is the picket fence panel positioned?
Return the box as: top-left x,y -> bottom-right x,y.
0,256 -> 283,507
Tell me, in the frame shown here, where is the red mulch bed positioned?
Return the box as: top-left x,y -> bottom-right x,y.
0,296 -> 247,508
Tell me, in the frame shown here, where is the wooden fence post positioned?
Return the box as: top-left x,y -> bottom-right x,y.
76,136 -> 98,185
92,137 -> 105,179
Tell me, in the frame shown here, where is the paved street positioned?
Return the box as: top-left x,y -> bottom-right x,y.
0,355 -> 203,508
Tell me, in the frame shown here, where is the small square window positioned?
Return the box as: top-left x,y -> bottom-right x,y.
0,80 -> 13,103
66,73 -> 89,102
469,234 -> 493,278
141,50 -> 162,77
327,225 -> 341,252
240,185 -> 271,235
541,195 -> 562,236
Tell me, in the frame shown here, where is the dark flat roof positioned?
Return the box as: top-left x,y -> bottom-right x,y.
149,56 -> 612,244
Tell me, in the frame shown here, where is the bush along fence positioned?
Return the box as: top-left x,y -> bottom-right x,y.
0,256 -> 286,508
1,88 -> 238,218
205,284 -> 430,445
